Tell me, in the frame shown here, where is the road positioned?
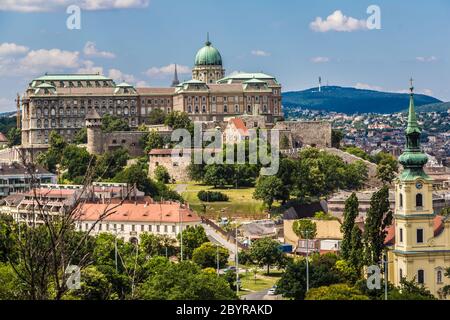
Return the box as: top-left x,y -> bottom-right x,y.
242,290 -> 282,301
202,222 -> 237,261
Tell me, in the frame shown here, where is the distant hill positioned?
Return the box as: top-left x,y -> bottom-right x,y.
282,86 -> 441,115
412,101 -> 450,113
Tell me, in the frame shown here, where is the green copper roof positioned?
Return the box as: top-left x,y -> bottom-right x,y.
116,82 -> 134,87
398,80 -> 430,181
194,36 -> 222,66
243,77 -> 267,84
36,83 -> 56,88
217,72 -> 278,85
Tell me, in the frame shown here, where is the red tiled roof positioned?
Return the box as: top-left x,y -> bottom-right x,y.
25,188 -> 78,197
77,202 -> 201,224
230,118 -> 249,136
0,132 -> 8,142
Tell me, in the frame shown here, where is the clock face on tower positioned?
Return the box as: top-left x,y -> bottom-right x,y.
416,182 -> 423,190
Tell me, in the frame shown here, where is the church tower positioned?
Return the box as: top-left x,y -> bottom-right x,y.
171,64 -> 180,87
390,79 -> 450,298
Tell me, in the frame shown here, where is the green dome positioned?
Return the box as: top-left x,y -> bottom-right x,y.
195,40 -> 222,66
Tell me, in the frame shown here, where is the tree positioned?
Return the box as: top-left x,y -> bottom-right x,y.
349,225 -> 363,272
37,131 -> 67,172
192,242 -> 229,269
164,111 -> 192,131
0,215 -> 17,263
389,278 -> 436,300
331,129 -> 344,149
141,130 -> 164,153
136,261 -> 236,300
177,226 -> 209,260
95,148 -> 129,180
343,146 -> 371,161
340,193 -> 359,261
147,108 -> 166,125
305,284 -> 369,300
73,127 -> 87,144
376,154 -> 399,185
101,114 -> 130,133
140,233 -> 176,258
6,127 -> 21,147
345,161 -> 368,190
0,263 -> 24,299
292,219 -> 317,240
249,238 -> 284,275
277,255 -> 341,300
253,176 -> 287,210
363,186 -> 393,266
64,266 -> 114,300
203,164 -> 233,188
60,145 -> 93,182
154,165 -> 170,184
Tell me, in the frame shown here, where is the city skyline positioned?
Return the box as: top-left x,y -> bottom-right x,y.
0,0 -> 449,112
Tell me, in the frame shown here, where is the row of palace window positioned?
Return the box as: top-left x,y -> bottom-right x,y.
142,98 -> 172,105
187,96 -> 272,104
36,116 -> 137,129
79,222 -> 177,233
35,99 -> 137,107
399,269 -> 444,285
187,104 -> 277,114
399,193 -> 423,208
35,106 -> 137,117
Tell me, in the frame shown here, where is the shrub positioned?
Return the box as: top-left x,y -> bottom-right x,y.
197,190 -> 229,202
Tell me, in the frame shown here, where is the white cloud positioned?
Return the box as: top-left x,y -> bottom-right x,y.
416,56 -> 437,63
83,41 -> 115,59
0,43 -> 29,56
0,0 -> 150,12
251,50 -> 271,57
19,49 -> 80,73
77,60 -> 104,74
311,56 -> 330,63
355,82 -> 384,91
144,64 -> 190,78
310,10 -> 367,32
108,68 -> 147,86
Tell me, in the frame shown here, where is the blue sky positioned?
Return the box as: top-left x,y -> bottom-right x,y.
0,0 -> 449,112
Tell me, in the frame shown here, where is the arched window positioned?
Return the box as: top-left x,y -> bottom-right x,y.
417,270 -> 425,284
37,120 -> 41,128
416,194 -> 423,208
437,270 -> 443,284
247,105 -> 251,113
202,105 -> 206,113
399,193 -> 403,208
223,105 -> 228,113
399,269 -> 403,280
195,105 -> 199,113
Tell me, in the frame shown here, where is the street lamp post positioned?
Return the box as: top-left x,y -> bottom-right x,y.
216,244 -> 220,275
235,225 -> 239,297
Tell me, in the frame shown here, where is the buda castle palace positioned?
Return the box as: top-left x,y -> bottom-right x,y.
20,36 -> 283,148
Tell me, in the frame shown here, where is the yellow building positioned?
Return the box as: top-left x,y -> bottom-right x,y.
387,82 -> 450,298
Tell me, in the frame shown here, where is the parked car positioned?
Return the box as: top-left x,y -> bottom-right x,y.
267,287 -> 276,295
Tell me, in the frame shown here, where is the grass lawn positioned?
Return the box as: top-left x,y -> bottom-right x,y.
238,270 -> 282,296
174,182 -> 270,219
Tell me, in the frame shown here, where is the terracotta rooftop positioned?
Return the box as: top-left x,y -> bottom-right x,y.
77,202 -> 201,224
230,118 -> 249,136
0,132 -> 8,142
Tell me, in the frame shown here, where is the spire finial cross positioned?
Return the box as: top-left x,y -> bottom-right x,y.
410,77 -> 414,94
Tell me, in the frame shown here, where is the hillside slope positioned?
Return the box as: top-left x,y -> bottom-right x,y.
282,86 -> 441,115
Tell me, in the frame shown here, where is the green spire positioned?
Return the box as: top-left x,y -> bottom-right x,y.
405,78 -> 421,136
398,78 -> 430,181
